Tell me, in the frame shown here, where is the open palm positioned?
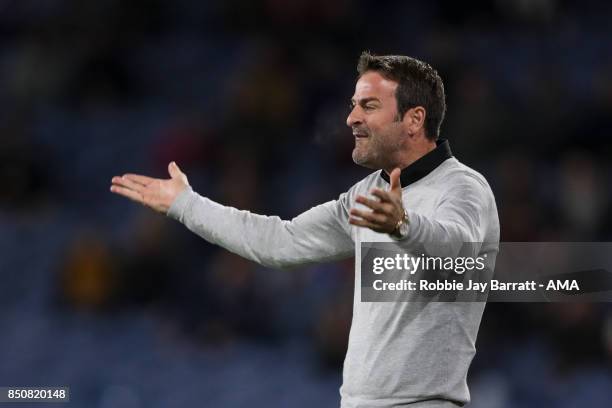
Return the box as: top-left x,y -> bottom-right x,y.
110,161 -> 189,213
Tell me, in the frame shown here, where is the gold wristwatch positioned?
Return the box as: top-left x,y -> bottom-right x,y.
390,208 -> 409,240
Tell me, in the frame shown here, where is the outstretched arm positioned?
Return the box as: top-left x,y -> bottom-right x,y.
110,162 -> 354,269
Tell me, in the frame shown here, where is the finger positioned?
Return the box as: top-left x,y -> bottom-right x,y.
370,188 -> 392,203
355,195 -> 385,212
168,161 -> 183,179
350,208 -> 386,224
123,174 -> 155,187
110,185 -> 145,204
111,176 -> 132,189
349,217 -> 383,231
390,167 -> 402,192
112,176 -> 145,193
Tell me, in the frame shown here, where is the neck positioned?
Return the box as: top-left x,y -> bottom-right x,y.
384,139 -> 437,175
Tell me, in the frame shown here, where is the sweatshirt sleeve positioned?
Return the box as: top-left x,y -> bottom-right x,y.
401,173 -> 495,257
167,186 -> 355,269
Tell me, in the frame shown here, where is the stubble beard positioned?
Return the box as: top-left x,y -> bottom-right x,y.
352,130 -> 401,170
352,138 -> 380,169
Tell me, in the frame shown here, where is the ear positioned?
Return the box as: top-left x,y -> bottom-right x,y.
402,106 -> 426,136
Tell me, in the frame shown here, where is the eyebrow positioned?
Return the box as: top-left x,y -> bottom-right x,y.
350,97 -> 381,107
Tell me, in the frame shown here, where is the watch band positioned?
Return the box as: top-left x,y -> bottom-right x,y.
390,209 -> 409,240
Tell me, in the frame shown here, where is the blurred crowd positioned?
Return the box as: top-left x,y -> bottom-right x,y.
0,0 -> 611,407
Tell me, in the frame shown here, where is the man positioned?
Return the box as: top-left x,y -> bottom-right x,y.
111,52 -> 500,407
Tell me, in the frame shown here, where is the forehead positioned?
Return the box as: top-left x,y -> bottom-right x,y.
352,71 -> 398,100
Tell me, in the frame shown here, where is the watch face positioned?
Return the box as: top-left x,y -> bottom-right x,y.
399,221 -> 409,238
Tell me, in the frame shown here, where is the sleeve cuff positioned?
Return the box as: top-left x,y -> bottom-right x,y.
166,186 -> 196,221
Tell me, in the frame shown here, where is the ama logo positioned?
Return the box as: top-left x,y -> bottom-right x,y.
546,280 -> 579,291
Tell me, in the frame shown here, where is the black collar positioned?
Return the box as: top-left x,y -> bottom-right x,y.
380,139 -> 453,186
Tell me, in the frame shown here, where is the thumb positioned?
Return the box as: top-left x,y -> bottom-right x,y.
389,167 -> 402,193
168,161 -> 183,179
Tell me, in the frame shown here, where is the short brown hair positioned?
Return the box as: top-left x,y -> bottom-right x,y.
357,51 -> 446,140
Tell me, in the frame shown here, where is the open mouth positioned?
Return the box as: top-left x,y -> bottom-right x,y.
353,131 -> 369,139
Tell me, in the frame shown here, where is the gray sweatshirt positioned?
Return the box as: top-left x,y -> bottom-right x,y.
167,141 -> 500,407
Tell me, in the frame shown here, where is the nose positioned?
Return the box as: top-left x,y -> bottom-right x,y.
346,106 -> 363,128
